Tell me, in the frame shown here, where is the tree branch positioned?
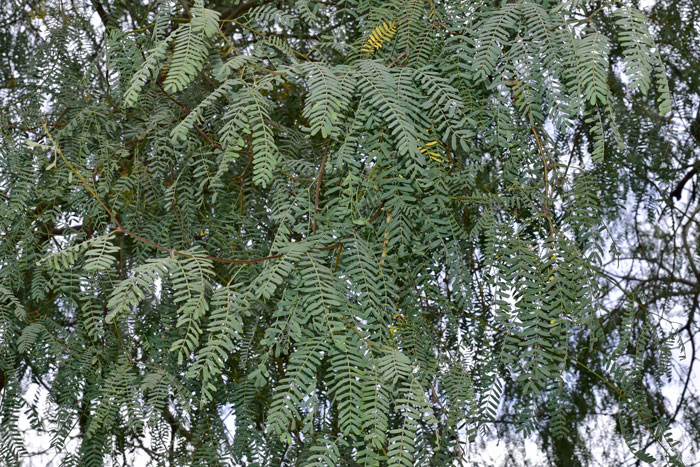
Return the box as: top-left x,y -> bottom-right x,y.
671,166 -> 697,201
312,147 -> 328,235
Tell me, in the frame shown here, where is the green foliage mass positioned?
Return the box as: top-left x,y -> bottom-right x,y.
0,0 -> 692,465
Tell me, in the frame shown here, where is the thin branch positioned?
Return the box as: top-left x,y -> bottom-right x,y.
388,52 -> 406,68
671,166 -> 698,202
313,147 -> 328,235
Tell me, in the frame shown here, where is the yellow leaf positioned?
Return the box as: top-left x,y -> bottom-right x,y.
361,20 -> 397,54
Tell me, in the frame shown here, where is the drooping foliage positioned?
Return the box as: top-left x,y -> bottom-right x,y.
0,0 -> 690,465
516,0 -> 700,464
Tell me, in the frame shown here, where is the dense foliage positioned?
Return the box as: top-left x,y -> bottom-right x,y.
0,0 -> 696,465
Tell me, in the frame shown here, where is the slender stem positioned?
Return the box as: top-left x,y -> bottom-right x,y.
532,126 -> 555,236
313,147 -> 328,235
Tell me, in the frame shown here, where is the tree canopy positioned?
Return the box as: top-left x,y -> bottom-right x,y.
0,0 -> 697,465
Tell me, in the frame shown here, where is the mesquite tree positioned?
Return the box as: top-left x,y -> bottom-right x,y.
0,0 -> 691,465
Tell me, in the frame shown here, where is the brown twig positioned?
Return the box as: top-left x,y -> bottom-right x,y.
387,52 -> 406,68
313,147 -> 329,235
531,127 -> 555,236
